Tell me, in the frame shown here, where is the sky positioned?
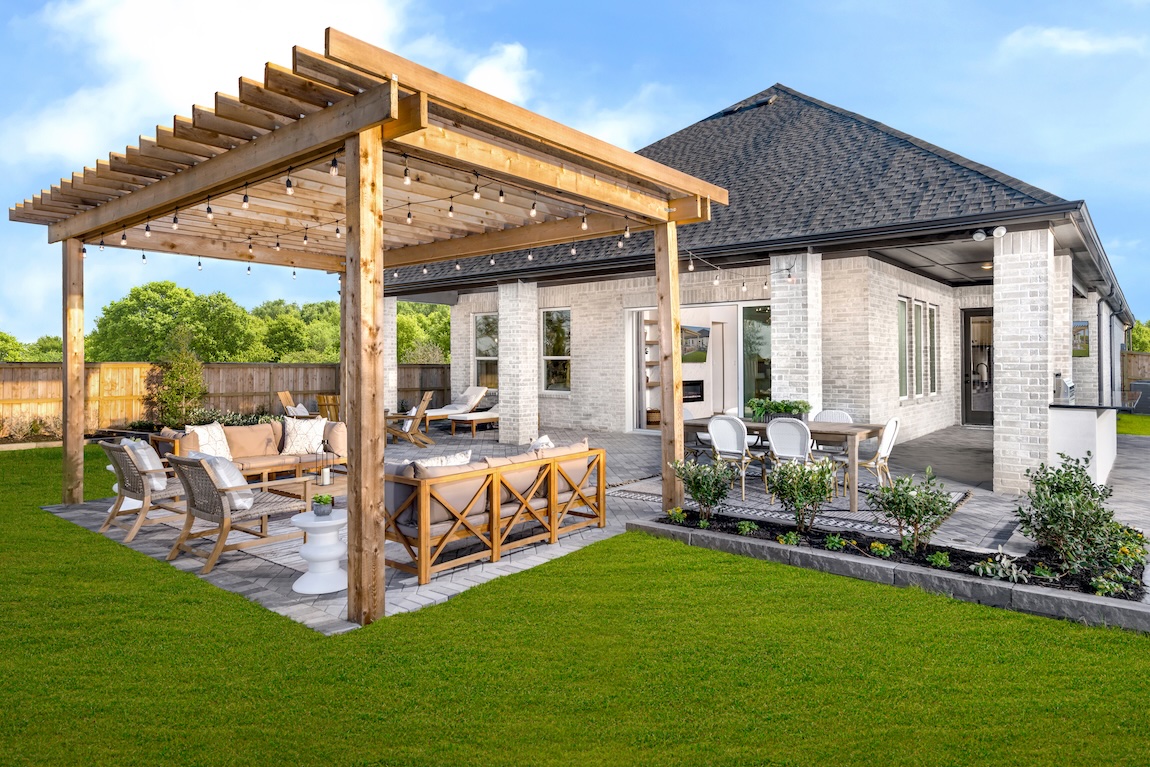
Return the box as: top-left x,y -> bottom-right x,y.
1,0 -> 1148,342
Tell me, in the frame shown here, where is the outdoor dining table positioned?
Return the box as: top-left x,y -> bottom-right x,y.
683,417 -> 886,515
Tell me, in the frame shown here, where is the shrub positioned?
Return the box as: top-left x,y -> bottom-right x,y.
745,398 -> 813,420
767,459 -> 836,533
736,520 -> 759,536
823,533 -> 846,551
183,407 -> 277,427
866,467 -> 952,554
969,547 -> 1029,583
669,459 -> 738,521
143,327 -> 206,427
777,531 -> 799,546
1016,453 -> 1115,574
925,551 -> 951,569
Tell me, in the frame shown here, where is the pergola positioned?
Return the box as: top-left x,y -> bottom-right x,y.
10,29 -> 727,624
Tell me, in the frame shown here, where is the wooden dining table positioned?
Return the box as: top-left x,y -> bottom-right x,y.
683,417 -> 885,515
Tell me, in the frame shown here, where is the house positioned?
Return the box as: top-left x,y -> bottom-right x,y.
385,84 -> 1132,494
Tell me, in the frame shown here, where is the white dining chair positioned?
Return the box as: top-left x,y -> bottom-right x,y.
834,416 -> 900,492
708,415 -> 768,501
766,417 -> 812,503
810,408 -> 853,458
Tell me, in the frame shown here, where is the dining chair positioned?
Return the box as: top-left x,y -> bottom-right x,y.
810,408 -> 853,460
766,417 -> 812,502
708,415 -> 768,501
834,416 -> 900,493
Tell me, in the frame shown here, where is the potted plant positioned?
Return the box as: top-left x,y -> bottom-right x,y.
312,494 -> 334,517
668,459 -> 738,522
767,459 -> 836,533
745,398 -> 813,422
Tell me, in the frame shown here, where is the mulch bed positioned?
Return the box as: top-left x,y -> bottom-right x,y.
658,510 -> 1145,602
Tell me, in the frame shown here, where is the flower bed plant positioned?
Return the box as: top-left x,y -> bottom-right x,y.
744,398 -> 812,421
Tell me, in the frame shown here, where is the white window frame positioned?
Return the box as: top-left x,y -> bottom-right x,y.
541,308 -> 572,393
898,297 -> 909,400
474,313 -> 498,391
914,300 -> 926,397
928,304 -> 939,395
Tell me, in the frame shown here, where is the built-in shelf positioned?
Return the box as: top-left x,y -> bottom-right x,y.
645,361 -> 659,367
645,382 -> 661,388
644,340 -> 659,346
643,319 -> 659,325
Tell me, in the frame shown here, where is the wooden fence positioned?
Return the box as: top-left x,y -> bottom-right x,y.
0,362 -> 454,433
1122,351 -> 1150,390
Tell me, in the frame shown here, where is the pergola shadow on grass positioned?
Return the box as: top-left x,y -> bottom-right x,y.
5,447 -> 1150,765
10,29 -> 726,623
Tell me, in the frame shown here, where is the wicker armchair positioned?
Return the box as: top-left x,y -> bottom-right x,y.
99,441 -> 185,542
166,454 -> 312,574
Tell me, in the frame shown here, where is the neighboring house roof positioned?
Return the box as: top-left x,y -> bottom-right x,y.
389,84 -> 1085,293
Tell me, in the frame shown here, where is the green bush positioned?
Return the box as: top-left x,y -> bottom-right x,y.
745,398 -> 813,420
736,520 -> 759,536
866,467 -> 952,554
668,459 -> 738,521
925,551 -> 951,569
143,327 -> 207,427
1016,453 -> 1115,574
767,459 -> 835,533
666,507 -> 687,524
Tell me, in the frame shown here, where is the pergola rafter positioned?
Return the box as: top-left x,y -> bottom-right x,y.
11,29 -> 726,625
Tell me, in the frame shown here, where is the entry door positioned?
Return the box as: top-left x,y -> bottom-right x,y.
962,309 -> 993,425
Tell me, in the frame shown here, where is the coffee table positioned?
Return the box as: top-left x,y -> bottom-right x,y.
290,507 -> 348,594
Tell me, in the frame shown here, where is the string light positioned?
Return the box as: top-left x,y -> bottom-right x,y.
81,245 -> 86,258
498,188 -> 505,203
144,222 -> 151,238
454,262 -> 461,270
121,229 -> 127,246
570,242 -> 577,256
489,256 -> 496,266
247,236 -> 253,254
617,237 -> 624,249
141,252 -> 147,264
247,265 -> 251,276
335,225 -> 341,239
98,236 -> 105,251
786,269 -> 794,285
527,250 -> 534,261
712,276 -> 719,286
581,209 -> 588,230
329,156 -> 339,176
274,238 -> 280,252
448,198 -> 454,218
741,281 -> 747,292
688,255 -> 695,271
530,192 -> 538,218
406,204 -> 412,225
197,258 -> 202,271
171,211 -> 179,230
205,198 -> 213,220
303,226 -> 309,246
242,184 -> 250,209
403,155 -> 411,186
393,269 -> 399,279
292,270 -> 297,280
285,167 -> 294,195
624,224 -> 631,239
472,174 -> 481,200
422,265 -> 428,274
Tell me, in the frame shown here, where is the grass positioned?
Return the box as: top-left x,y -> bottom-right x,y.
4,447 -> 1150,765
1117,413 -> 1150,436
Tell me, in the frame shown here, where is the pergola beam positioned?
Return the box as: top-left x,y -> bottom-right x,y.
48,81 -> 402,244
115,230 -> 344,272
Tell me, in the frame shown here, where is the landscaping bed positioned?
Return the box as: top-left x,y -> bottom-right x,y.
656,509 -> 1146,602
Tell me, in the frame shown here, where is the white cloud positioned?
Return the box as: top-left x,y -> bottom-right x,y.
0,0 -> 408,168
999,26 -> 1146,57
565,83 -> 689,151
463,43 -> 535,105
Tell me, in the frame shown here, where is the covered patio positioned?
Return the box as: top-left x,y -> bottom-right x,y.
11,29 -> 726,624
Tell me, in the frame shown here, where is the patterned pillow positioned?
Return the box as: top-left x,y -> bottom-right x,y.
122,438 -> 168,493
185,422 -> 232,460
529,435 -> 555,451
282,416 -> 328,455
413,450 -> 472,470
185,451 -> 254,511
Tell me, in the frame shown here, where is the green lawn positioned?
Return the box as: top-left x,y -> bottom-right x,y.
1118,412 -> 1150,436
4,447 -> 1150,765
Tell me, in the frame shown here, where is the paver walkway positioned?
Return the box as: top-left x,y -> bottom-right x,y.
47,423 -> 1150,633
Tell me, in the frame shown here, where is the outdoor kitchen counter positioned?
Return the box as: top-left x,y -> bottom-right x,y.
1048,402 -> 1118,483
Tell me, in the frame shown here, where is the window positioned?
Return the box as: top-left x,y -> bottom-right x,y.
542,309 -> 571,392
898,297 -> 908,398
474,314 -> 498,390
928,305 -> 938,395
914,301 -> 924,396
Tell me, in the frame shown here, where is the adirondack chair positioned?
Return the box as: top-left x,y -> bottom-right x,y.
277,390 -> 317,418
385,391 -> 435,447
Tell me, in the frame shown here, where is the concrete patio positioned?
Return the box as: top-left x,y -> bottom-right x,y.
46,423 -> 1150,634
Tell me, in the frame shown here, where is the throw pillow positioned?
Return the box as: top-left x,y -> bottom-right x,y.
185,422 -> 232,460
282,416 -> 328,454
413,449 -> 472,470
289,404 -> 310,416
185,451 -> 254,511
401,406 -> 418,432
529,435 -> 555,451
123,438 -> 168,493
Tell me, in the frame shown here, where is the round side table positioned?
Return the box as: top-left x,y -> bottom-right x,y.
290,507 -> 348,594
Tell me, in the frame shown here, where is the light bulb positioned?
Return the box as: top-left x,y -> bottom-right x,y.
206,199 -> 213,220
393,270 -> 399,279
144,222 -> 151,238
570,244 -> 577,256
98,238 -> 105,251
624,225 -> 631,239
498,188 -> 505,203
473,184 -> 480,200
448,201 -> 454,218
141,252 -> 147,264
527,251 -> 534,261
455,262 -> 461,270
422,266 -> 428,274
712,276 -> 719,286
292,270 -> 297,280
285,169 -> 294,195
303,227 -> 309,246
786,269 -> 795,284
688,258 -> 694,272
403,166 -> 411,185
247,265 -> 251,276
121,230 -> 127,246
581,213 -> 588,231
81,246 -> 86,258
171,213 -> 179,230
741,281 -> 747,292
248,237 -> 253,254
530,202 -> 537,218
335,225 -> 341,239
197,259 -> 202,271
242,185 -> 250,209
406,206 -> 412,225
274,238 -> 280,252
617,238 -> 624,248
489,256 -> 496,266
329,157 -> 339,176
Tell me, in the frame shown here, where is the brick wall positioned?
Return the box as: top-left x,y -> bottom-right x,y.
497,281 -> 539,444
771,252 -> 822,412
1072,291 -> 1100,403
383,296 -> 398,412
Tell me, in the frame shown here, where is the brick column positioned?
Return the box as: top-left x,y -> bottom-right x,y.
769,251 -> 822,412
498,280 -> 539,445
383,296 -> 398,412
450,303 -> 471,400
993,228 -> 1064,494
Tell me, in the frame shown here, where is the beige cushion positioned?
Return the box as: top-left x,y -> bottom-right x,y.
233,454 -> 299,473
414,460 -> 490,524
225,423 -> 279,458
413,450 -> 472,470
186,422 -> 232,460
536,439 -> 591,494
486,452 -> 546,504
186,450 -> 253,511
270,420 -> 284,451
122,438 -> 167,493
323,421 -> 348,458
175,430 -> 200,455
282,416 -> 328,454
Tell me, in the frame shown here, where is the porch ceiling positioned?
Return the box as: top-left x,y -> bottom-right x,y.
10,29 -> 727,273
872,240 -> 995,285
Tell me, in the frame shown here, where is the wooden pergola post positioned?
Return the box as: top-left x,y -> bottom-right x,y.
343,125 -> 388,624
654,222 -> 684,509
62,238 -> 85,504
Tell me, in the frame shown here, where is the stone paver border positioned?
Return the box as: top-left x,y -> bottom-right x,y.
627,520 -> 1150,635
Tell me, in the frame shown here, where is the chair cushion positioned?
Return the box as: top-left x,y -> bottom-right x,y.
413,450 -> 472,470
486,452 -> 547,504
225,423 -> 279,458
233,454 -> 299,473
185,450 -> 253,511
323,421 -> 348,458
186,422 -> 232,460
536,439 -> 591,493
281,416 -> 328,454
121,438 -> 168,493
414,460 -> 491,524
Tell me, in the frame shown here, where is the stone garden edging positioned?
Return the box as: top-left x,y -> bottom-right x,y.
626,519 -> 1150,634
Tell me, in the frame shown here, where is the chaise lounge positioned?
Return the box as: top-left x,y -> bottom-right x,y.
419,386 -> 488,432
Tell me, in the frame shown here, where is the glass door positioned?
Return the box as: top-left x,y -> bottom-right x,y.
741,305 -> 771,417
963,309 -> 993,425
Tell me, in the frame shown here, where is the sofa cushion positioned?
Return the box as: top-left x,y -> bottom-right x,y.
185,422 -> 232,460
175,430 -> 200,455
282,416 -> 328,454
413,450 -> 472,470
225,423 -> 279,458
323,421 -> 348,458
185,450 -> 253,511
270,420 -> 284,451
414,460 -> 491,525
486,452 -> 546,504
233,454 -> 299,473
397,511 -> 492,542
536,439 -> 592,494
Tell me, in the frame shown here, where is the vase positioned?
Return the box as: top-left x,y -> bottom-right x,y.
313,503 -> 333,517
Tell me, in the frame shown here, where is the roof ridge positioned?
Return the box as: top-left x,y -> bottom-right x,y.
770,84 -> 1066,206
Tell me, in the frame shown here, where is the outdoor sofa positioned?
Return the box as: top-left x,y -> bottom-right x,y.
151,419 -> 347,481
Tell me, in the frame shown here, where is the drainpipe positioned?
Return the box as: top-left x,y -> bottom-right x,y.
1098,295 -> 1106,405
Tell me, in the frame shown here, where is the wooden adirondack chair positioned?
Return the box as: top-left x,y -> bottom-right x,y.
385,391 -> 435,447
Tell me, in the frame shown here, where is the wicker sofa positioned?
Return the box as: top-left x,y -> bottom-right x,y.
383,439 -> 606,584
151,420 -> 347,481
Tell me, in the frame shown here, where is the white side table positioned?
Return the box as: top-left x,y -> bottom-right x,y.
290,507 -> 348,594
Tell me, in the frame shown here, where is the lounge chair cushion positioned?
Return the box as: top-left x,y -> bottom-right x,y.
225,423 -> 279,458
486,452 -> 547,504
414,460 -> 490,524
413,450 -> 472,470
282,416 -> 328,454
185,422 -> 232,460
535,439 -> 591,494
186,450 -> 254,511
122,438 -> 168,492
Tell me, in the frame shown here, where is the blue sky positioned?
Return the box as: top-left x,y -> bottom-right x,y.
2,0 -> 1148,341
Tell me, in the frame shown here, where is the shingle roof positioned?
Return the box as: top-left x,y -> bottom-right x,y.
391,84 -> 1067,292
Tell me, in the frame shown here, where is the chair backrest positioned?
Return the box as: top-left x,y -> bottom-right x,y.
708,415 -> 748,456
101,441 -> 146,498
876,416 -> 900,460
401,391 -> 435,432
168,454 -> 227,520
768,418 -> 812,461
316,393 -> 340,421
812,409 -> 853,423
276,391 -> 296,414
457,386 -> 488,411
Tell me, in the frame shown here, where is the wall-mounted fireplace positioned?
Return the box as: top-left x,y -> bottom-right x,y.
683,379 -> 705,403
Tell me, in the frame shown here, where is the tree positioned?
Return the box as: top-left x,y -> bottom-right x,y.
396,312 -> 426,362
87,281 -> 197,362
396,301 -> 451,362
185,292 -> 262,362
1131,320 -> 1150,353
143,326 -> 207,426
0,331 -> 22,362
251,299 -> 301,321
265,314 -> 309,361
21,336 -> 63,362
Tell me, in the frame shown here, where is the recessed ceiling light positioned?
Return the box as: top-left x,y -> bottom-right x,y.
981,262 -> 993,270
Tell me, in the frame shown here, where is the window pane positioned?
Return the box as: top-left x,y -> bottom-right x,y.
929,307 -> 938,394
543,310 -> 571,357
914,303 -> 923,395
898,300 -> 908,398
544,360 -> 571,392
475,315 -> 498,358
742,305 -> 772,414
476,360 -> 499,390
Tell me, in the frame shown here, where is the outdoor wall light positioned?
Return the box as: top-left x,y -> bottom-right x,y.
992,225 -> 1007,238
973,226 -> 1008,242
972,229 -> 987,242
981,262 -> 993,270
